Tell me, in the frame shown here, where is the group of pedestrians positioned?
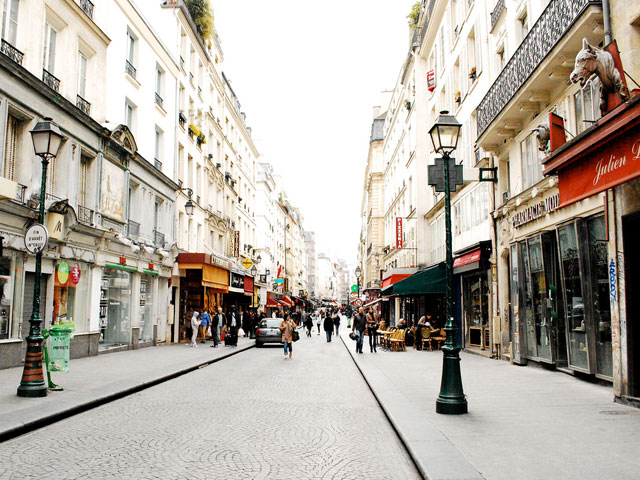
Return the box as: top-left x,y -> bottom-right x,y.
190,306 -> 266,348
319,308 -> 341,342
351,307 -> 380,354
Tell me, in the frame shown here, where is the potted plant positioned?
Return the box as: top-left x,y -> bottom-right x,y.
188,123 -> 200,138
197,133 -> 206,145
405,100 -> 412,111
469,67 -> 477,80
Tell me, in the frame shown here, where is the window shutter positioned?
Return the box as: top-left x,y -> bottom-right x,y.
3,114 -> 18,181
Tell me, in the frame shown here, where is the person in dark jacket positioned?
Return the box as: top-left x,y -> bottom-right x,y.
333,312 -> 341,336
352,307 -> 367,354
225,306 -> 239,346
323,313 -> 334,342
304,312 -> 313,337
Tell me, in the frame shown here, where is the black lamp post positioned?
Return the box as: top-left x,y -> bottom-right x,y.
428,111 -> 468,415
17,118 -> 63,398
354,265 -> 361,297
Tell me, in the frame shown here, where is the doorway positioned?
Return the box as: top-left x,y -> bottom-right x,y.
623,212 -> 640,397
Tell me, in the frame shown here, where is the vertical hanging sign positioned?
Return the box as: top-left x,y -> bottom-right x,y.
396,217 -> 403,249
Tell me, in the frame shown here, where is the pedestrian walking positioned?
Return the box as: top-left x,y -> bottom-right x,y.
316,310 -> 322,335
352,307 -> 366,354
199,310 -> 210,344
323,312 -> 334,342
280,313 -> 295,359
366,308 -> 378,353
210,307 -> 224,348
304,312 -> 313,337
225,305 -> 239,346
333,312 -> 341,336
190,311 -> 200,348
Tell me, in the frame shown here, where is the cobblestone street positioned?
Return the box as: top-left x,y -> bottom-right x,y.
0,333 -> 419,480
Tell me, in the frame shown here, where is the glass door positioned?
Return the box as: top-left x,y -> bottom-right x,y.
510,244 -> 525,364
528,237 -> 552,361
519,242 -> 536,358
542,232 -> 566,366
557,224 -> 589,371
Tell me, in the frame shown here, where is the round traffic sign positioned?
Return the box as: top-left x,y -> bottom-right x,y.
351,285 -> 358,293
25,224 -> 48,254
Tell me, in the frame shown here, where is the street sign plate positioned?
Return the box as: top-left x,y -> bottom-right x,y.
25,224 -> 48,254
275,279 -> 284,284
428,157 -> 464,193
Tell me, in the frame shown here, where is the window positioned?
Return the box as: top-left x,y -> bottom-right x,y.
2,0 -> 19,44
124,100 -> 135,131
518,11 -> 529,43
125,30 -> 136,77
43,23 -> 57,73
496,44 -> 505,71
154,128 -> 162,165
155,65 -> 163,105
520,133 -> 542,190
77,52 -> 87,98
78,155 -> 91,207
3,113 -> 18,180
574,79 -> 601,134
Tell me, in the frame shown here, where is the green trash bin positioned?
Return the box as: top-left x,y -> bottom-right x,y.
47,326 -> 74,373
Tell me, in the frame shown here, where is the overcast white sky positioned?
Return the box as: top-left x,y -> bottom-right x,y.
213,0 -> 417,264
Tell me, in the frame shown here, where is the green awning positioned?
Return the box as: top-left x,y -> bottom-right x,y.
391,263 -> 446,296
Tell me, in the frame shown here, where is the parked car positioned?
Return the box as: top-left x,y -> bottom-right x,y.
255,318 -> 284,347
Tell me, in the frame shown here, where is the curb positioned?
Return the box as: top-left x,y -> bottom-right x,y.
339,334 -> 484,480
0,343 -> 254,443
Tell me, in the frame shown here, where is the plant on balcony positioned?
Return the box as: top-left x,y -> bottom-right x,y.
405,100 -> 412,111
197,133 -> 206,145
185,0 -> 213,44
455,91 -> 462,104
407,1 -> 421,29
188,123 -> 200,138
469,67 -> 477,80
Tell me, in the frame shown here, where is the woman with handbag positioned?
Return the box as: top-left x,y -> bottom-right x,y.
279,313 -> 295,359
366,308 -> 378,353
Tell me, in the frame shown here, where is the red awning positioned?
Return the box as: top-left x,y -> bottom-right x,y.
280,295 -> 294,307
265,298 -> 280,308
381,274 -> 410,288
453,249 -> 482,268
243,276 -> 254,296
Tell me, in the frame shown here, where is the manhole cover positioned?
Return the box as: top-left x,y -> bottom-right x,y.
599,410 -> 628,415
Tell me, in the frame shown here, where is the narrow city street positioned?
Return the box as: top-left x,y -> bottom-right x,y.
0,331 -> 420,480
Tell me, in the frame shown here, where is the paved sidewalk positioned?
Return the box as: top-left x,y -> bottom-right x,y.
339,329 -> 640,480
0,337 -> 254,442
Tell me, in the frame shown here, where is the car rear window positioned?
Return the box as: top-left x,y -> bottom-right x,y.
261,319 -> 282,328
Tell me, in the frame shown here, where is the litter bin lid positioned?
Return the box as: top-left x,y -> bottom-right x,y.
49,325 -> 74,335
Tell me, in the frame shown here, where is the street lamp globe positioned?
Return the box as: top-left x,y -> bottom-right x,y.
429,111 -> 462,155
184,198 -> 195,217
250,265 -> 257,277
30,117 -> 63,158
355,266 -> 361,278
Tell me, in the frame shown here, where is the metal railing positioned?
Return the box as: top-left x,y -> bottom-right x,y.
1,40 -> 23,65
42,69 -> 61,92
154,92 -> 163,108
153,230 -> 165,247
477,0 -> 599,137
127,219 -> 140,237
45,192 -> 63,204
102,217 -> 123,233
490,0 -> 506,30
125,60 -> 136,78
153,158 -> 162,170
77,205 -> 94,225
79,0 -> 94,19
76,95 -> 91,115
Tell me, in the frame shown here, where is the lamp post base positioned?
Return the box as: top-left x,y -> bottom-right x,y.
436,345 -> 467,415
17,338 -> 47,398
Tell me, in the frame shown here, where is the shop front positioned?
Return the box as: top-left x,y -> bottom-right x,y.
543,94 -> 640,397
139,271 -> 156,344
453,243 -> 492,352
100,265 -> 134,350
380,267 -> 416,326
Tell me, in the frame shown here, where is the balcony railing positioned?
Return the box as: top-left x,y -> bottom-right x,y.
79,0 -> 94,19
102,217 -> 123,233
127,219 -> 140,237
154,158 -> 162,170
1,40 -> 23,65
153,230 -> 165,247
490,0 -> 506,30
77,205 -> 94,225
42,69 -> 61,92
76,95 -> 91,115
125,60 -> 136,78
155,92 -> 163,108
477,0 -> 600,137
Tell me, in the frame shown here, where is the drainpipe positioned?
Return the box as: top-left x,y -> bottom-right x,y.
603,0 -> 612,45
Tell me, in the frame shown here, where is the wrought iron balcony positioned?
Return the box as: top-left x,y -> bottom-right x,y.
79,0 -> 94,19
42,69 -> 61,92
102,217 -> 123,233
127,219 -> 140,237
155,92 -> 163,108
490,0 -> 506,31
477,0 -> 601,138
77,205 -> 94,225
154,158 -> 162,170
76,95 -> 91,115
125,60 -> 136,78
153,230 -> 165,247
1,40 -> 24,65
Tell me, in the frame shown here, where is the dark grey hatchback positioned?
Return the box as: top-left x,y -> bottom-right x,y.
255,318 -> 283,347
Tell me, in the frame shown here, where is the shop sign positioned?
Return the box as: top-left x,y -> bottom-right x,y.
511,194 -> 559,228
148,262 -> 154,270
47,213 -> 65,241
233,231 -> 240,258
70,263 -> 81,286
56,261 -> 69,285
396,217 -> 403,249
25,224 -> 48,254
427,70 -> 435,92
230,273 -> 243,289
558,131 -> 640,207
119,256 -> 127,264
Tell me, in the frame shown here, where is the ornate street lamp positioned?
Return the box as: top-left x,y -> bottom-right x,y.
250,265 -> 257,277
180,188 -> 195,217
428,111 -> 468,415
18,118 -> 63,397
354,265 -> 361,297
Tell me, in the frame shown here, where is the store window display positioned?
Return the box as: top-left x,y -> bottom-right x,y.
0,256 -> 12,339
100,267 -> 131,349
139,275 -> 154,342
53,261 -> 90,333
